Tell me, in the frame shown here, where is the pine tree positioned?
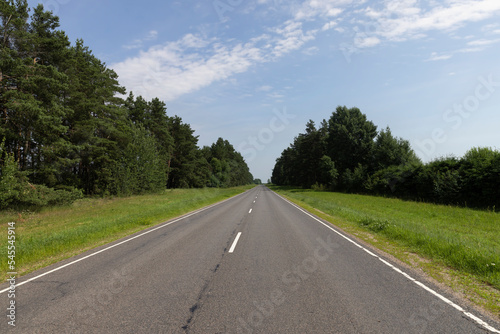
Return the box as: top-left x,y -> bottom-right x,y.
326,106 -> 377,174
61,39 -> 127,194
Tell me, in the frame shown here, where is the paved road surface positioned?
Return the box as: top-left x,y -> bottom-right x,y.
1,185 -> 499,333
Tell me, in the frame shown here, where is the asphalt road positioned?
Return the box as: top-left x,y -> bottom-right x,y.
1,185 -> 499,333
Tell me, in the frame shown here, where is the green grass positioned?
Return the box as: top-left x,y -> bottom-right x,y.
0,186 -> 254,281
270,186 -> 500,317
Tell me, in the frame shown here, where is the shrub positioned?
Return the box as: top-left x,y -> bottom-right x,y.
0,142 -> 23,209
1,144 -> 84,210
15,183 -> 84,208
358,217 -> 390,232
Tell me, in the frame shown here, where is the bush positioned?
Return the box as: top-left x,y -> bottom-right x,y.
0,142 -> 22,209
15,184 -> 84,208
1,140 -> 84,210
311,183 -> 328,191
459,147 -> 500,208
358,217 -> 390,232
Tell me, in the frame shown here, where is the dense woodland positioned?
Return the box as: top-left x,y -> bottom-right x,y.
0,1 -> 253,209
272,106 -> 500,209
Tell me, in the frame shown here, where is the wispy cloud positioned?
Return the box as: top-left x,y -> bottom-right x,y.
293,0 -> 352,20
123,30 -> 159,50
354,36 -> 380,48
425,35 -> 499,61
302,46 -> 319,55
113,0 -> 500,101
256,85 -> 273,92
270,20 -> 317,58
322,20 -> 338,31
426,52 -> 453,61
458,47 -> 484,53
267,92 -> 285,99
363,0 -> 500,42
113,14 -> 320,101
467,38 -> 500,46
482,23 -> 500,33
113,34 -> 265,100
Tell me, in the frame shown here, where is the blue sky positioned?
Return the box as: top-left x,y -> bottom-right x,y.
29,0 -> 500,181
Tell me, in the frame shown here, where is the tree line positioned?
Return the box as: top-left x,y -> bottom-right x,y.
272,106 -> 500,209
0,1 -> 253,209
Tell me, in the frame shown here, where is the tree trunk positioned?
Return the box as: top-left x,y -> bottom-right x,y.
2,15 -> 13,46
166,157 -> 171,188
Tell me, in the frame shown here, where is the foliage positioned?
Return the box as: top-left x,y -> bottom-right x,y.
113,124 -> 166,195
13,183 -> 83,207
0,140 -> 21,208
203,138 -> 253,188
1,138 -> 83,209
272,120 -> 338,189
326,106 -> 377,174
459,147 -> 500,208
272,105 -> 500,209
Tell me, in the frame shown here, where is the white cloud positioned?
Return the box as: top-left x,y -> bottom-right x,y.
145,30 -> 158,41
113,37 -> 264,101
322,20 -> 338,31
467,38 -> 500,46
364,0 -> 500,42
302,46 -> 319,55
270,20 -> 317,57
354,36 -> 381,48
112,18 -> 318,101
292,0 -> 358,21
114,0 -> 500,102
123,41 -> 142,50
123,30 -> 159,50
178,33 -> 211,48
268,92 -> 285,99
458,47 -> 485,53
425,35 -> 498,62
257,85 -> 273,92
482,23 -> 500,33
426,52 -> 452,61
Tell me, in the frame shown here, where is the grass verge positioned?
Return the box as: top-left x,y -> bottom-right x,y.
0,185 -> 255,281
270,186 -> 500,320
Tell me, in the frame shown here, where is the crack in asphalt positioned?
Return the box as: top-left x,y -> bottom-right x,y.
181,268 -> 216,332
182,210 -> 250,332
181,244 -> 231,333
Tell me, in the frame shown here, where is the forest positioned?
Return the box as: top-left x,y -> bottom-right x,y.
0,1 -> 253,209
272,106 -> 500,209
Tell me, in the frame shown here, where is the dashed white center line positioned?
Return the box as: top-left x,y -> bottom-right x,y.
249,208 -> 253,214
229,232 -> 242,253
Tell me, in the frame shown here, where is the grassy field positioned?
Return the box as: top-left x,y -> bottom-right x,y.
0,186 -> 254,281
270,186 -> 500,317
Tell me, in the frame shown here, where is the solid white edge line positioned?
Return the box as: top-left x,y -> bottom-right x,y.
0,189 -> 253,294
271,190 -> 500,334
229,232 -> 242,253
